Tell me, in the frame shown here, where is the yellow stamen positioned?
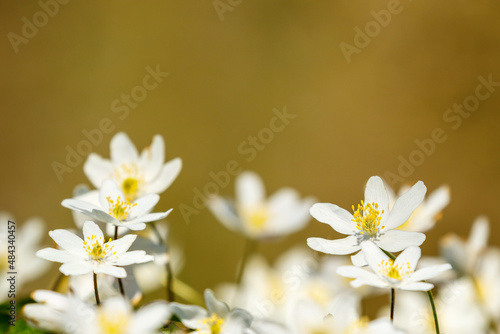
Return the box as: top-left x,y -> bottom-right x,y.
201,313 -> 225,334
351,201 -> 385,236
378,259 -> 412,280
98,311 -> 128,334
83,235 -> 115,261
107,196 -> 137,221
113,163 -> 143,201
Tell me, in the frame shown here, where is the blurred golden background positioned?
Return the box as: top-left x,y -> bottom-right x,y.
1,0 -> 500,299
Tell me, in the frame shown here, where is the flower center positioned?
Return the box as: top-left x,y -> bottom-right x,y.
113,163 -> 143,201
83,235 -> 115,263
201,313 -> 225,334
378,259 -> 412,281
351,201 -> 385,237
107,196 -> 137,221
98,311 -> 129,334
244,206 -> 268,231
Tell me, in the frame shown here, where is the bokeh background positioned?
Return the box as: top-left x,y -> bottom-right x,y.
1,0 -> 500,304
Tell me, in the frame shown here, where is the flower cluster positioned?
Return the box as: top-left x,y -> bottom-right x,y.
9,132 -> 498,334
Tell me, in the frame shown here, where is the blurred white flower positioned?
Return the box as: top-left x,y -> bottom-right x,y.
338,242 -> 451,291
0,213 -> 50,303
308,176 -> 427,266
23,290 -> 170,334
387,183 -> 450,233
208,171 -> 314,240
440,216 -> 489,276
84,132 -> 182,201
62,179 -> 172,231
169,289 -> 254,334
383,282 -> 487,334
36,221 -> 153,278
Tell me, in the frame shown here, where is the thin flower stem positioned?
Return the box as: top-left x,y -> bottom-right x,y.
93,272 -> 100,306
382,249 -> 440,334
151,222 -> 175,302
235,238 -> 257,285
390,288 -> 395,322
114,226 -> 126,297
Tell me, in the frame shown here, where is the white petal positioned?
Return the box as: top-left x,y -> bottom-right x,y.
94,264 -> 127,278
61,198 -> 101,216
168,303 -> 207,328
99,179 -> 125,210
129,194 -> 160,217
110,132 -> 139,164
107,234 -> 137,254
399,282 -> 434,291
361,241 -> 390,274
467,216 -> 489,255
83,221 -> 104,240
36,248 -> 76,263
384,181 -> 427,230
377,230 -> 426,252
309,203 -> 356,235
207,196 -> 241,233
307,236 -> 360,255
407,264 -> 452,283
139,135 -> 165,182
128,210 -> 172,225
143,157 -> 182,194
351,251 -> 368,267
111,251 -> 153,266
337,265 -> 379,282
364,176 -> 389,221
236,171 -> 265,208
394,246 -> 421,272
204,289 -> 230,318
59,261 -> 94,276
351,277 -> 388,289
83,153 -> 113,189
129,301 -> 170,332
48,229 -> 86,257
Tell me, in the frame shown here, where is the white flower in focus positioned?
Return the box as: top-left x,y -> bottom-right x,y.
307,176 -> 427,266
23,290 -> 170,334
169,289 -> 254,334
36,221 -> 153,278
62,179 -> 172,231
84,132 -> 182,201
387,183 -> 450,232
0,213 -> 50,303
337,242 -> 451,291
208,171 -> 314,239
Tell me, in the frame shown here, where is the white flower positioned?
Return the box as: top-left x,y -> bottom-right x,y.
62,179 -> 172,231
169,289 -> 254,334
23,290 -> 170,334
208,171 -> 314,239
0,213 -> 50,303
337,242 -> 451,291
440,215 -> 489,276
387,183 -> 450,232
84,132 -> 182,201
307,176 -> 427,266
36,221 -> 153,278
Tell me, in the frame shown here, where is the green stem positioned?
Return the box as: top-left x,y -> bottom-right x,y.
390,288 -> 395,322
235,238 -> 256,285
93,272 -> 100,306
383,249 -> 440,333
114,226 -> 126,297
426,289 -> 440,334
